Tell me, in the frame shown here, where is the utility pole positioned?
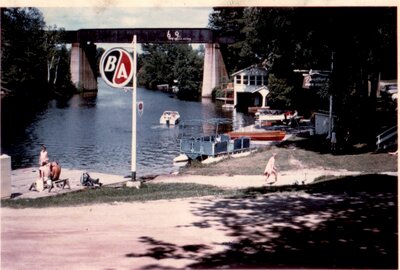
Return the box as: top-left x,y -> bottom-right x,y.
328,51 -> 335,139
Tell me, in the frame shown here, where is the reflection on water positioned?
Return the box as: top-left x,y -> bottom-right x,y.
1,79 -> 254,177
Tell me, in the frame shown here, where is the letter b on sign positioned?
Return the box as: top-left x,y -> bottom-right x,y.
100,48 -> 133,88
104,56 -> 117,72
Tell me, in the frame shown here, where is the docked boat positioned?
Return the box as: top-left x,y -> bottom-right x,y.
228,130 -> 286,141
222,104 -> 235,111
255,109 -> 298,127
177,118 -> 252,161
160,111 -> 180,125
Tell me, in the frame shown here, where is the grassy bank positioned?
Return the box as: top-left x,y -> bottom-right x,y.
2,137 -> 397,209
179,139 -> 398,176
2,174 -> 397,209
1,183 -> 241,209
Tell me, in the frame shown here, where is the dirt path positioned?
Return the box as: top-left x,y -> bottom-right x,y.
2,145 -> 397,269
2,184 -> 397,269
2,198 -> 230,269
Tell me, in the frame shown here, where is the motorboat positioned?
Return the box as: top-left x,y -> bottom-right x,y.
222,104 -> 235,111
160,111 -> 180,125
228,130 -> 286,141
255,109 -> 298,127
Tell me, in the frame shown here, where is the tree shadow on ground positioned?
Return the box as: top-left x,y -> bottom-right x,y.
279,135 -> 376,155
125,174 -> 398,269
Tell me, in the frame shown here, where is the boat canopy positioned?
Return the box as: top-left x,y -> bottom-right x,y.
178,118 -> 233,139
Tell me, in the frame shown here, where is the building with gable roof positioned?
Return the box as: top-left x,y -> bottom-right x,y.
231,65 -> 269,110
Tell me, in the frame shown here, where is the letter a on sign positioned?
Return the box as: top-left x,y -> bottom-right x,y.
100,48 -> 134,88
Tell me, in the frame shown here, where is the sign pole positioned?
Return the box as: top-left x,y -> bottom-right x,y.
131,35 -> 137,181
99,45 -> 136,179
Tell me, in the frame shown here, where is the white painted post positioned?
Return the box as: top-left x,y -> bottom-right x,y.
131,35 -> 137,180
1,154 -> 11,198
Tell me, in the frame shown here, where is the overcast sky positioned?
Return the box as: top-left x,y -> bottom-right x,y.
39,7 -> 212,30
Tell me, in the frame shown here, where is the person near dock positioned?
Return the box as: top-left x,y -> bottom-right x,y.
264,153 -> 278,184
39,144 -> 49,166
330,130 -> 337,152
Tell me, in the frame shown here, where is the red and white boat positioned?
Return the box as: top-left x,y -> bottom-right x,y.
228,129 -> 286,141
255,109 -> 298,127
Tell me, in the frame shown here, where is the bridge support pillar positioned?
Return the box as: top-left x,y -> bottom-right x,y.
202,43 -> 228,98
70,42 -> 98,92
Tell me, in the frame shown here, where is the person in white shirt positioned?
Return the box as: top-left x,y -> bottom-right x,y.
264,153 -> 278,184
39,144 -> 49,166
331,131 -> 337,151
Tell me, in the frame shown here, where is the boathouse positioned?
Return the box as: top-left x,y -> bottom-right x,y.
232,65 -> 269,111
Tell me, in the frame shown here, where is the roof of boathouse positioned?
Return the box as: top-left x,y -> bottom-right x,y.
231,65 -> 268,77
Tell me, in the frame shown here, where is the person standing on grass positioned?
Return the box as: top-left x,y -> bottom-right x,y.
331,130 -> 337,152
264,153 -> 278,184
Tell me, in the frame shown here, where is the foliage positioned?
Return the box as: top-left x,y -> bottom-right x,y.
50,45 -> 75,96
138,44 -> 203,100
1,7 -> 75,98
267,74 -> 295,108
1,8 -> 48,96
208,8 -> 247,72
208,7 -> 397,142
212,86 -> 225,100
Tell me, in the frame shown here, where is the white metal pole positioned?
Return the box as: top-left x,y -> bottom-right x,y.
131,35 -> 137,180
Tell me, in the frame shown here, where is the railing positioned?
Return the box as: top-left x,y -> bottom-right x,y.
376,126 -> 397,150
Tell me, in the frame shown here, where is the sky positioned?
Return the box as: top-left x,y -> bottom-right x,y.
39,7 -> 213,30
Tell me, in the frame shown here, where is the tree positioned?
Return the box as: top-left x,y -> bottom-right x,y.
1,7 -> 75,98
174,45 -> 203,100
43,25 -> 74,96
51,45 -> 74,96
208,8 -> 247,72
1,8 -> 48,96
139,43 -> 203,100
208,7 -> 397,143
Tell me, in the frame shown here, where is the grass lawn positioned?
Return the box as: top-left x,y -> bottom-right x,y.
2,173 -> 396,209
0,182 -> 242,209
180,138 -> 398,176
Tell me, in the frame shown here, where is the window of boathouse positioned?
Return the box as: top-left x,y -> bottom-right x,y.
243,75 -> 249,85
236,75 -> 242,84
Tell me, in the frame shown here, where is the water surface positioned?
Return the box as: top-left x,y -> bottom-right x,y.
2,79 -> 253,177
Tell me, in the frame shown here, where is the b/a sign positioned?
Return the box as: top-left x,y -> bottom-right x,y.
100,48 -> 133,88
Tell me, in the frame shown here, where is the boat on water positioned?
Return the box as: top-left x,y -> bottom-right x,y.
160,111 -> 180,125
228,130 -> 286,141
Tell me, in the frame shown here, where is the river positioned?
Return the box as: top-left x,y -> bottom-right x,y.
1,79 -> 254,177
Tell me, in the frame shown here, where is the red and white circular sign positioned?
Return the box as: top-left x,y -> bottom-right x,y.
99,48 -> 133,88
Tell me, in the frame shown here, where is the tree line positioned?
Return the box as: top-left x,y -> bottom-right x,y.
1,7 -> 205,102
1,7 -> 74,99
138,43 -> 204,100
208,7 -> 397,143
2,7 -> 397,144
